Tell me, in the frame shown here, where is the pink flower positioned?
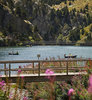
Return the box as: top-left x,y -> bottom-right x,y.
45,69 -> 54,79
45,69 -> 55,82
19,66 -> 21,68
88,75 -> 92,94
89,75 -> 92,86
9,92 -> 13,99
18,69 -> 21,73
0,81 -> 5,90
0,80 -> 5,87
68,88 -> 74,96
88,87 -> 92,94
0,75 -> 2,77
45,69 -> 54,75
21,76 -> 24,79
23,96 -> 28,100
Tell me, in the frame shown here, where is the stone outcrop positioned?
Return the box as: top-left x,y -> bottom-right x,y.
0,3 -> 33,36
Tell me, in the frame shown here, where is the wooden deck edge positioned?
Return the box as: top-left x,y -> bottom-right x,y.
1,74 -> 78,83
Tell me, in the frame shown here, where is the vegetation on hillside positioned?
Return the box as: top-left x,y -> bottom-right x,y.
0,59 -> 92,99
0,0 -> 92,46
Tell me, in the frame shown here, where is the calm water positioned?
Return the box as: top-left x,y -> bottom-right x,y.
0,46 -> 92,61
0,46 -> 92,75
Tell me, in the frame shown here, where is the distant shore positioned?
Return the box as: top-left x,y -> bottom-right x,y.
1,42 -> 92,47
22,41 -> 92,46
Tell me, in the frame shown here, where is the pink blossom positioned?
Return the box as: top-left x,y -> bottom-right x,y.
45,69 -> 54,75
45,69 -> 55,82
19,66 -> 21,68
68,88 -> 74,96
89,75 -> 92,86
88,86 -> 92,94
21,76 -> 24,79
23,96 -> 28,100
88,75 -> 92,94
18,69 -> 21,73
9,92 -> 13,99
2,86 -> 6,91
0,75 -> 2,77
0,80 -> 5,87
45,69 -> 54,79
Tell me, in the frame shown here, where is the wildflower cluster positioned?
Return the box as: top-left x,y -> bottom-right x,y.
0,66 -> 28,100
45,69 -> 55,83
0,59 -> 92,100
0,81 -> 5,88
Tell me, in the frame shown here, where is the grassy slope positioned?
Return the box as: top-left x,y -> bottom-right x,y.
52,0 -> 92,44
77,24 -> 92,44
52,0 -> 92,13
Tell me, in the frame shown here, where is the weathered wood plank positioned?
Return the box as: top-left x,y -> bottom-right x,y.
0,59 -> 89,82
0,58 -> 90,64
4,64 -> 6,75
1,72 -> 87,82
9,63 -> 11,77
0,66 -> 85,71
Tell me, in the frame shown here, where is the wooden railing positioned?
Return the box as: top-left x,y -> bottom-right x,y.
0,58 -> 91,77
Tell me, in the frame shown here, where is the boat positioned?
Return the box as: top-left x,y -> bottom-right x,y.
8,51 -> 19,55
64,54 -> 77,58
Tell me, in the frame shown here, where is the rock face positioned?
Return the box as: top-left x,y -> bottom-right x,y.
0,3 -> 34,46
31,3 -> 52,40
0,4 -> 33,36
0,0 -> 92,46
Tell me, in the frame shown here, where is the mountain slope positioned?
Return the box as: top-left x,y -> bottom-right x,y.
0,0 -> 92,46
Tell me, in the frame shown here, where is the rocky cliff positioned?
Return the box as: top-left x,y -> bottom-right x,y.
0,0 -> 92,46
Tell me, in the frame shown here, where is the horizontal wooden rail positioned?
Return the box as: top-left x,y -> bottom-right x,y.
0,59 -> 91,79
0,58 -> 91,63
0,66 -> 85,71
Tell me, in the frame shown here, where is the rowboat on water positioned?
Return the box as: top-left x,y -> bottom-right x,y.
8,51 -> 19,55
64,54 -> 77,58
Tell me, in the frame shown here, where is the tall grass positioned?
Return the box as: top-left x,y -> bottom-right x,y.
0,59 -> 92,100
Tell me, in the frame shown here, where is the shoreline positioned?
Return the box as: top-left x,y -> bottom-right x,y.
1,43 -> 92,47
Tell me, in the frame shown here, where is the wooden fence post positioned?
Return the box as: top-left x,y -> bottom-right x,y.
4,63 -> 6,76
38,62 -> 40,76
9,63 -> 11,77
60,61 -> 62,67
66,61 -> 68,75
33,62 -> 34,74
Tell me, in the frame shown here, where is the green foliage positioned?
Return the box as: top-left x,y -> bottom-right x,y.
56,34 -> 63,43
55,74 -> 90,100
40,0 -> 66,5
29,36 -> 34,43
69,28 -> 80,41
55,82 -> 71,100
90,25 -> 92,32
0,0 -> 92,46
0,90 -> 8,100
0,60 -> 92,99
0,32 -> 4,37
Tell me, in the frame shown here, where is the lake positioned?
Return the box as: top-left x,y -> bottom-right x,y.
0,45 -> 92,75
0,46 -> 92,61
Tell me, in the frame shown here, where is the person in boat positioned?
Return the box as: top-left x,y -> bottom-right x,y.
69,53 -> 72,56
16,51 -> 19,55
9,51 -> 13,55
64,54 -> 77,58
9,51 -> 19,55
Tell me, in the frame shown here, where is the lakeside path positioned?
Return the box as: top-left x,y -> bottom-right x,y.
1,72 -> 87,82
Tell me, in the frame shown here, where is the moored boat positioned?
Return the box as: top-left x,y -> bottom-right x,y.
8,51 -> 19,55
64,54 -> 77,58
